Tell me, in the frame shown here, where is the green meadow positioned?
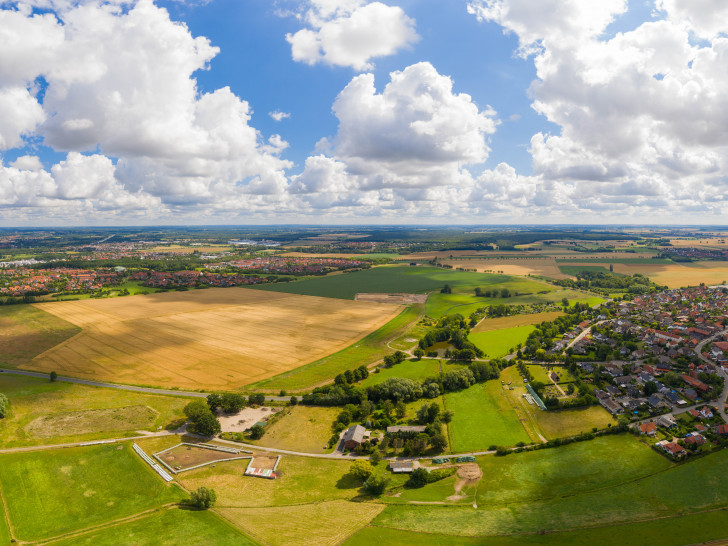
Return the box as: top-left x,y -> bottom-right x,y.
0,443 -> 185,541
469,325 -> 536,357
52,508 -> 258,546
361,359 -> 441,387
445,380 -> 531,451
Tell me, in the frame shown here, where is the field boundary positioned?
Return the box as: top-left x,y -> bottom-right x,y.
0,474 -> 15,543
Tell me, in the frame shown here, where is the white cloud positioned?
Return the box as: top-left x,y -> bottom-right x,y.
269,110 -> 291,122
286,0 -> 419,70
10,155 -> 44,171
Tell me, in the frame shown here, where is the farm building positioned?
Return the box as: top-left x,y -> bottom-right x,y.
389,460 -> 415,473
342,424 -> 368,450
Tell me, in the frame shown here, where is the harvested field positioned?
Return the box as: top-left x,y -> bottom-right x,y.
355,293 -> 428,304
24,287 -> 399,390
25,405 -> 157,438
441,257 -> 568,279
218,407 -> 281,433
156,444 -> 247,472
471,312 -> 564,333
611,261 -> 728,288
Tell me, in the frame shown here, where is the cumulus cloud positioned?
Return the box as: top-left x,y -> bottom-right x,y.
269,110 -> 291,122
0,0 -> 292,218
285,0 -> 419,70
465,0 -> 728,219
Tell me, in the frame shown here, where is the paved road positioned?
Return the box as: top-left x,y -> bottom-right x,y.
0,368 -> 290,402
694,329 -> 728,424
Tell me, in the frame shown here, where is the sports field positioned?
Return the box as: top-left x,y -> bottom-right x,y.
0,374 -> 191,448
445,380 -> 532,451
23,287 -> 400,390
469,325 -> 535,358
0,444 -> 185,541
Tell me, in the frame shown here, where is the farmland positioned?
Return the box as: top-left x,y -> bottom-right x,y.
532,406 -> 615,439
471,311 -> 564,333
0,444 -> 185,541
445,379 -> 532,451
0,374 -> 192,447
23,287 -> 400,391
52,508 -> 257,546
0,304 -> 81,368
249,304 -> 422,392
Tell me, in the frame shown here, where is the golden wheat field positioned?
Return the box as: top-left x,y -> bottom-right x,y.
25,288 -> 399,391
611,262 -> 728,288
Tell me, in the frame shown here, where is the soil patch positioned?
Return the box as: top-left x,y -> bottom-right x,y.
25,405 -> 157,438
218,406 -> 281,433
156,444 -> 247,472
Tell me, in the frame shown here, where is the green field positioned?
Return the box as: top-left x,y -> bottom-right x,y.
361,359 -> 441,387
0,444 -> 185,541
244,405 -> 340,454
248,304 -> 422,391
527,365 -> 576,385
0,304 -> 80,368
555,258 -> 674,264
445,380 -> 531,451
0,499 -> 9,545
347,510 -> 728,545
533,405 -> 615,439
469,325 -> 535,358
370,447 -> 728,537
0,374 -> 192,447
52,508 -> 258,546
558,265 -> 611,275
253,266 -> 545,301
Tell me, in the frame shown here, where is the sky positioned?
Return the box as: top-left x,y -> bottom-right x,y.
0,0 -> 727,226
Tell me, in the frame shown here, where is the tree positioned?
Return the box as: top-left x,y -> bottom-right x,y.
189,487 -> 217,509
50,371 -> 57,382
248,424 -> 265,439
395,400 -> 407,419
248,393 -> 265,406
370,450 -> 381,465
440,410 -> 454,424
184,400 -> 210,421
289,396 -> 299,406
220,393 -> 246,414
440,284 -> 452,294
643,381 -> 659,396
407,467 -> 429,488
430,433 -> 447,452
413,348 -> 424,360
363,473 -> 389,496
349,459 -> 374,482
0,393 -> 8,418
194,411 -> 222,436
206,393 -> 222,411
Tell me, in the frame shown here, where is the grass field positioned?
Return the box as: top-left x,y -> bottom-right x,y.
533,406 -> 615,439
471,311 -> 564,333
0,443 -> 185,541
0,305 -> 81,368
0,374 -> 192,447
347,510 -> 728,545
527,365 -> 576,385
219,500 -> 384,546
24,287 -> 400,391
249,304 -> 421,391
369,446 -> 728,537
0,498 -> 8,546
177,454 -> 406,508
361,359 -> 441,387
557,265 -> 611,275
244,405 -> 340,453
52,508 -> 258,546
469,325 -> 535,358
445,379 -> 531,451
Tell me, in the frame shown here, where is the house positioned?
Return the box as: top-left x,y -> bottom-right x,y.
342,424 -> 367,450
656,414 -> 677,428
658,441 -> 687,458
600,398 -> 623,415
682,375 -> 711,393
684,432 -> 706,446
715,424 -> 728,436
639,422 -> 657,436
389,460 -> 415,473
698,407 -> 714,419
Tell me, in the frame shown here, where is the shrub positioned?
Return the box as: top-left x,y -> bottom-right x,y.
0,393 -> 8,418
406,468 -> 429,488
249,425 -> 265,440
349,459 -> 374,482
189,487 -> 217,509
363,473 -> 389,496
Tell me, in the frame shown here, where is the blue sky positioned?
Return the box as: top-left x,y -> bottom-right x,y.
0,0 -> 727,225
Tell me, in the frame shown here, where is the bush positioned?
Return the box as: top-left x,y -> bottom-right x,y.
363,473 -> 389,496
406,468 -> 429,488
189,487 -> 217,509
289,396 -> 299,406
0,393 -> 8,418
349,459 -> 374,482
249,425 -> 265,440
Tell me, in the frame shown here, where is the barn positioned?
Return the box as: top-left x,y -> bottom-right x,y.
342,424 -> 367,450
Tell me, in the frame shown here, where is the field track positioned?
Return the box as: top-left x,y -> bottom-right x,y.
23,288 -> 399,391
